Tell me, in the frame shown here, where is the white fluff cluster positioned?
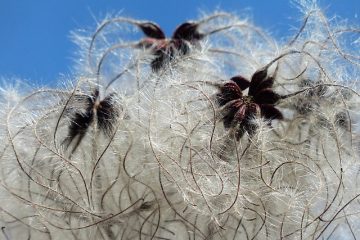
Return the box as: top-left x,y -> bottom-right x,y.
1,2 -> 360,239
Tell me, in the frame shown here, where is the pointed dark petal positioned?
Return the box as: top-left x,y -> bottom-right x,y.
236,104 -> 260,138
97,94 -> 120,136
249,68 -> 268,96
260,104 -> 283,120
223,111 -> 236,129
151,58 -> 165,72
217,82 -> 242,106
245,103 -> 261,118
235,118 -> 258,140
222,105 -> 238,128
150,50 -> 169,72
139,22 -> 166,39
172,22 -> 204,41
63,89 -> 104,151
243,119 -> 258,136
256,77 -> 274,92
223,82 -> 242,93
254,88 -> 280,104
63,91 -> 97,149
221,100 -> 243,128
63,110 -> 94,150
149,40 -> 190,71
230,76 -> 250,91
216,93 -> 226,107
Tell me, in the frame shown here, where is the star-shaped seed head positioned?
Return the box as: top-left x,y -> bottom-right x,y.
217,68 -> 283,140
62,89 -> 121,153
137,21 -> 205,72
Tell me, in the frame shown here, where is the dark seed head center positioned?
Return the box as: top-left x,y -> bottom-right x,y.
243,95 -> 254,105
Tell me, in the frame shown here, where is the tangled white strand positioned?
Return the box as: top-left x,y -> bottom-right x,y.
1,2 -> 360,240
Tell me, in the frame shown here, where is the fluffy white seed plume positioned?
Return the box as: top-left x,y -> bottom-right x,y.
1,1 -> 360,239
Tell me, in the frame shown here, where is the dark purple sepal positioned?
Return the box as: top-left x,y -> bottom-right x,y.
260,104 -> 283,120
230,76 -> 250,91
249,68 -> 268,96
255,77 -> 274,93
254,88 -> 280,104
172,22 -> 204,41
217,82 -> 243,106
139,22 -> 166,39
222,100 -> 243,128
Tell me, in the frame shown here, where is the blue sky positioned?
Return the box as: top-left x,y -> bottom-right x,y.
0,0 -> 358,86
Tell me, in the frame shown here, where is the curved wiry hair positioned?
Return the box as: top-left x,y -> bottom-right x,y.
1,2 -> 360,239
